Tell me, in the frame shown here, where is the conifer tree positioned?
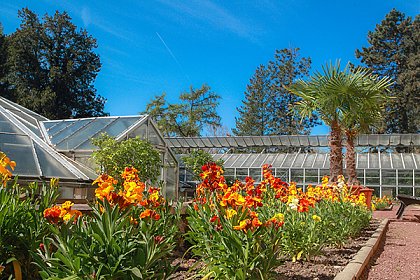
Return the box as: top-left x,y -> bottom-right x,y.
356,9 -> 419,133
143,84 -> 221,137
233,65 -> 271,136
234,48 -> 319,136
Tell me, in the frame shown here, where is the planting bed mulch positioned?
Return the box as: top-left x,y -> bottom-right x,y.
170,218 -> 381,280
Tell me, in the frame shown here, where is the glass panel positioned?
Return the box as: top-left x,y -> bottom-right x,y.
319,169 -> 329,180
415,188 -> 420,197
259,154 -> 277,167
305,169 -> 318,184
313,154 -> 326,168
236,168 -> 248,181
249,168 -> 261,182
103,117 -> 139,137
382,170 -> 396,185
0,118 -> 23,133
415,171 -> 420,186
45,120 -> 72,136
35,144 -> 77,179
2,143 -> 39,176
291,169 -> 304,183
272,154 -> 286,167
275,169 -> 288,182
398,170 -> 413,186
224,168 -> 235,183
59,187 -> 74,199
371,187 -> 380,197
223,154 -> 240,167
0,133 -> 31,145
148,126 -> 164,146
382,187 -> 395,198
297,136 -> 309,146
318,136 -> 328,146
380,153 -> 392,169
292,154 -> 306,167
242,154 -> 258,167
302,154 -> 316,167
357,154 -> 368,168
231,154 -> 250,167
365,169 -> 380,185
369,154 -> 379,168
282,154 -> 296,167
391,154 -> 404,169
398,187 -> 413,196
402,154 -> 415,169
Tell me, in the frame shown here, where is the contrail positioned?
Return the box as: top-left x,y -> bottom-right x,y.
156,32 -> 192,84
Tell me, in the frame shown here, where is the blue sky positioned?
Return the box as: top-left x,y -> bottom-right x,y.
1,1 -> 419,135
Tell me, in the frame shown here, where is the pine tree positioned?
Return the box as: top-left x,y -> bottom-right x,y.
5,8 -> 106,119
355,9 -> 419,133
143,84 -> 221,137
234,48 -> 319,136
233,65 -> 271,135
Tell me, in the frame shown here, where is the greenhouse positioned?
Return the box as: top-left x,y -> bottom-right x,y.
169,135 -> 420,198
0,97 -> 178,199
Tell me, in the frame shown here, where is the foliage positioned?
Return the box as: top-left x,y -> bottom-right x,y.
372,195 -> 393,211
3,8 -> 107,119
234,48 -> 319,136
0,25 -> 11,100
186,163 -> 371,279
34,167 -> 181,279
143,84 -> 221,137
0,152 -> 60,279
287,61 -> 391,181
181,149 -> 224,180
92,133 -> 161,183
356,9 -> 420,133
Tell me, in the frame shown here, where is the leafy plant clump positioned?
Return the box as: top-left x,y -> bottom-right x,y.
0,152 -> 60,279
92,133 -> 162,183
34,167 -> 181,279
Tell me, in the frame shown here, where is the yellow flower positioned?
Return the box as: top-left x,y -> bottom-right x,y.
312,215 -> 321,222
233,219 -> 250,231
226,209 -> 237,219
272,213 -> 284,222
61,201 -> 74,211
62,213 -> 72,222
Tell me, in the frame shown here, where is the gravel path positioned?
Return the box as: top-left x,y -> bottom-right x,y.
363,205 -> 420,280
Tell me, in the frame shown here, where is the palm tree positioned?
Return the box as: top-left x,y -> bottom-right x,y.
287,61 -> 392,183
341,68 -> 392,185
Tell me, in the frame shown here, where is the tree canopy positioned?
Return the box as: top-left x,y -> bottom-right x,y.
233,48 -> 319,136
2,8 -> 107,119
355,9 -> 419,133
143,84 -> 221,137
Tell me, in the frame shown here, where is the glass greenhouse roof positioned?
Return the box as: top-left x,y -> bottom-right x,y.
40,115 -> 148,151
205,152 -> 420,170
0,105 -> 97,181
167,134 -> 420,149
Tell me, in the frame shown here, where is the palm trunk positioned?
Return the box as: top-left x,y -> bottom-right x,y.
345,129 -> 359,186
329,119 -> 343,182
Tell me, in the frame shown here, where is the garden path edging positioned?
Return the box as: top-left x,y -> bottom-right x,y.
334,218 -> 389,280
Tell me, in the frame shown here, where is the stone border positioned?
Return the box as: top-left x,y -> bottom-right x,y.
334,218 -> 389,280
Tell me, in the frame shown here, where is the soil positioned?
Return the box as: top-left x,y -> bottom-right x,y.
170,219 -> 381,280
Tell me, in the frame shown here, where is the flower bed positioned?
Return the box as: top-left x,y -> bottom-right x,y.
0,152 -> 373,279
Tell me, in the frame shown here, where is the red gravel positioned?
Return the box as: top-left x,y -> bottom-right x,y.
363,205 -> 420,280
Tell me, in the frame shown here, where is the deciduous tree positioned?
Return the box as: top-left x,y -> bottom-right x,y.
5,8 -> 107,119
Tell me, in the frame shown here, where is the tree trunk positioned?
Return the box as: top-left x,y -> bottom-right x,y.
345,129 -> 359,186
329,119 -> 343,182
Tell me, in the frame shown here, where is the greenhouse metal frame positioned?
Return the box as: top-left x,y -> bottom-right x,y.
168,135 -> 420,198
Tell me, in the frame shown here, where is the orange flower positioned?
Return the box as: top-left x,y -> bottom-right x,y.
220,190 -> 245,207
140,209 -> 160,220
43,206 -> 62,224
